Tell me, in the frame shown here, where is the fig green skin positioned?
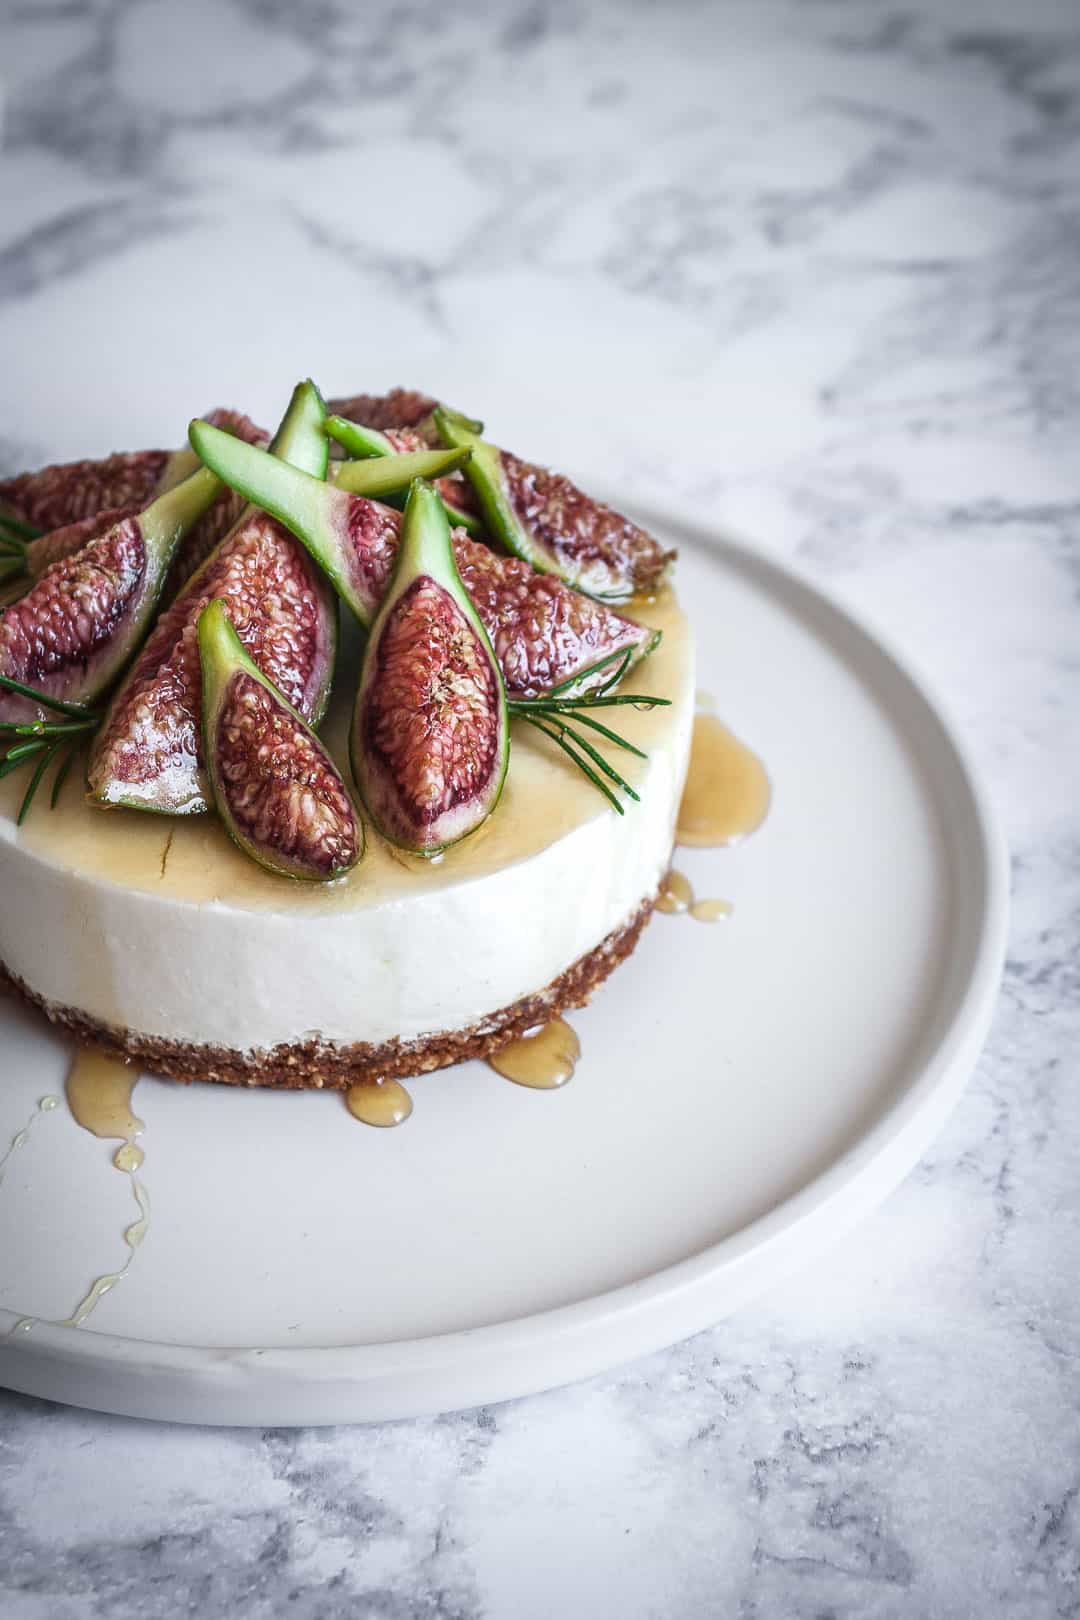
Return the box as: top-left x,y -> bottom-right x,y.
198,598 -> 362,882
324,414 -> 483,536
349,480 -> 509,856
87,380 -> 338,815
188,419 -> 472,621
185,423 -> 662,701
256,378 -> 337,732
186,380 -> 338,733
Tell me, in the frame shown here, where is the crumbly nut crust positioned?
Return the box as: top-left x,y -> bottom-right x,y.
0,897 -> 655,1090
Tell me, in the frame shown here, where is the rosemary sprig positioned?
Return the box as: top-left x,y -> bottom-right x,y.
0,512 -> 41,542
508,647 -> 671,814
547,645 -> 634,700
17,743 -> 62,825
514,713 -> 625,814
0,673 -> 100,820
0,673 -> 94,719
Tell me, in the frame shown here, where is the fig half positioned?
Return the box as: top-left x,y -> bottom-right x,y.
187,425 -> 660,699
198,599 -> 362,882
0,408 -> 264,539
351,480 -> 508,854
0,410 -> 266,600
87,381 -> 335,816
0,463 -> 222,724
434,407 -> 675,601
23,504 -> 143,581
0,450 -> 169,537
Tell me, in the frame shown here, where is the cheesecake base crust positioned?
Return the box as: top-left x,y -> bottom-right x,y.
0,897 -> 654,1090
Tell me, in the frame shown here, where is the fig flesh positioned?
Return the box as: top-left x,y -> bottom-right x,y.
434,407 -> 675,601
187,424 -> 660,699
351,480 -> 508,854
198,599 -> 362,882
452,535 -> 661,700
0,411 -> 266,600
0,463 -> 222,725
23,504 -> 142,580
0,408 -> 263,537
87,382 -> 336,816
0,451 -> 169,536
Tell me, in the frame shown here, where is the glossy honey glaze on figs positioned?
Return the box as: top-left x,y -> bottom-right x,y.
187,421 -> 661,701
351,481 -> 508,855
199,599 -> 362,882
0,464 -> 222,724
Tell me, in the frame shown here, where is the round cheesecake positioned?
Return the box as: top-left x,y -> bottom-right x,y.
0,593 -> 693,1087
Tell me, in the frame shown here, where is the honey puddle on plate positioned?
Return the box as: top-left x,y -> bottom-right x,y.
8,1050 -> 150,1340
345,1078 -> 413,1128
656,868 -> 733,924
487,1018 -> 581,1090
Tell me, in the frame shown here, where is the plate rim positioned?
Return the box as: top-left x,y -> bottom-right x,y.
0,506 -> 1010,1423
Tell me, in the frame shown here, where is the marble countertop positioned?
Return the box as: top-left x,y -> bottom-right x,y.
1,0 -> 1078,1614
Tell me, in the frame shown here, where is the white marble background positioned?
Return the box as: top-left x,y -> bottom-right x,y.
1,0 -> 1078,1614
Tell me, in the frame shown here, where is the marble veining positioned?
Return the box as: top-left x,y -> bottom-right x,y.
1,0 -> 1078,1614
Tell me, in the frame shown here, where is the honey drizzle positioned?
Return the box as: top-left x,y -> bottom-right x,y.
345,1078 -> 413,1128
0,1096 -> 60,1191
66,1050 -> 144,1144
488,1018 -> 580,1090
656,869 -> 693,914
13,1049 -> 152,1338
689,896 -> 733,923
657,868 -> 732,924
676,713 -> 771,848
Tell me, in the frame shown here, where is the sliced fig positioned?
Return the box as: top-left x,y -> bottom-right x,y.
434,407 -> 675,601
351,480 -> 508,854
325,412 -> 482,536
0,408 -> 263,536
24,503 -> 142,580
0,464 -> 222,724
0,409 -> 266,597
87,382 -> 336,816
186,425 -> 660,698
198,599 -> 362,881
452,535 -> 661,700
161,409 -> 268,594
0,450 -> 170,536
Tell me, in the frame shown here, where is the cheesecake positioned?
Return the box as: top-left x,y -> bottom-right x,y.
0,595 -> 693,1086
0,383 -> 692,1089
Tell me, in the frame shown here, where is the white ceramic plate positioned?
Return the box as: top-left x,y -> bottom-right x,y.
0,508 -> 1008,1426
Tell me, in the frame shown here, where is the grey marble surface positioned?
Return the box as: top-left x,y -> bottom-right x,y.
1,0 -> 1078,1614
